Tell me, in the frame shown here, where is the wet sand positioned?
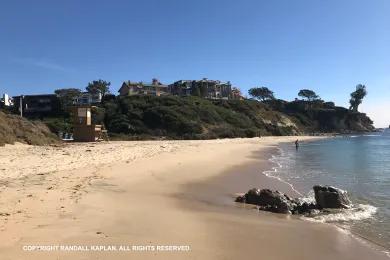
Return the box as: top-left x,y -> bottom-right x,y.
0,137 -> 388,259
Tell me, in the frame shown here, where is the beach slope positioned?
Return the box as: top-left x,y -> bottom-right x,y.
0,137 -> 388,259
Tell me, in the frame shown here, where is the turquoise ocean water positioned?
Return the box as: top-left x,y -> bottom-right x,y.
265,129 -> 390,250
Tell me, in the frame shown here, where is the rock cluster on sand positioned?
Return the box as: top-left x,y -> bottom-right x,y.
236,188 -> 296,214
235,185 -> 351,214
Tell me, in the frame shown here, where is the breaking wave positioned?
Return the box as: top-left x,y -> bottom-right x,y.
261,138 -> 390,253
303,204 -> 377,223
264,147 -> 378,224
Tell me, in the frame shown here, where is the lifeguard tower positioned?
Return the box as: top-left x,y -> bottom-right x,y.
71,105 -> 108,142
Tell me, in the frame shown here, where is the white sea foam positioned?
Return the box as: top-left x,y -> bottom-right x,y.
304,204 -> 377,223
299,190 -> 316,204
263,149 -> 303,196
265,148 -> 378,224
296,191 -> 376,224
349,134 -> 379,138
264,140 -> 390,256
262,171 -> 303,197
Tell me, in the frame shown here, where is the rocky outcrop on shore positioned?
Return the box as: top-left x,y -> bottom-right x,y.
313,185 -> 351,209
235,185 -> 351,215
236,188 -> 297,214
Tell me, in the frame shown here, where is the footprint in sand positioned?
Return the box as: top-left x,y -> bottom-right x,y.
96,231 -> 108,237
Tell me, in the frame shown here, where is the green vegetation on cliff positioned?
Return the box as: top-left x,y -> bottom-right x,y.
2,82 -> 373,143
102,95 -> 374,139
265,99 -> 374,133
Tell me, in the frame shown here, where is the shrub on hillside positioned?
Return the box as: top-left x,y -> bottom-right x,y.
0,111 -> 59,146
100,95 -> 373,139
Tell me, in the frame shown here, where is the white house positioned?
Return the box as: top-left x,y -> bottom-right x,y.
1,93 -> 13,107
73,92 -> 102,105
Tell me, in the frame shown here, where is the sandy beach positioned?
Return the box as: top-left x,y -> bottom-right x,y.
0,137 -> 388,260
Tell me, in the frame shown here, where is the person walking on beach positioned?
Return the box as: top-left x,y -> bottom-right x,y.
295,139 -> 299,150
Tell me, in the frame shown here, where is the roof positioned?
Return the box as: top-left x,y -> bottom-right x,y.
172,80 -> 193,84
143,83 -> 168,88
118,81 -> 140,92
119,80 -> 168,92
13,94 -> 57,98
123,81 -> 141,86
173,79 -> 231,85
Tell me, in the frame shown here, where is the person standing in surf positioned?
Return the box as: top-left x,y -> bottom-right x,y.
295,139 -> 299,150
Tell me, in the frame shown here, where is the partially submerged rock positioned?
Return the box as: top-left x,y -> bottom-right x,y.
313,185 -> 351,209
235,194 -> 246,203
236,185 -> 352,215
244,188 -> 261,204
255,189 -> 295,214
291,198 -> 317,214
237,188 -> 295,214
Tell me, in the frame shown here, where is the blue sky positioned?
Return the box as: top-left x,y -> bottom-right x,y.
1,0 -> 389,127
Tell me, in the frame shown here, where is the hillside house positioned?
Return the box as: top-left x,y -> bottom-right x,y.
169,80 -> 193,96
231,87 -> 244,100
0,94 -> 13,108
118,78 -> 169,97
12,94 -> 61,115
169,78 -> 232,99
73,92 -> 102,105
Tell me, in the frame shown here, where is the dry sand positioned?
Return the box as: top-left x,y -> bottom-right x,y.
0,137 -> 388,260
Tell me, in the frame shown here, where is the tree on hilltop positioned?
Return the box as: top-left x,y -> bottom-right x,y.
349,84 -> 367,112
248,87 -> 275,101
54,88 -> 82,110
86,79 -> 111,98
298,89 -> 320,101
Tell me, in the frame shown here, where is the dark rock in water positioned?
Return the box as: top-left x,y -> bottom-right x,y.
237,188 -> 295,214
313,185 -> 351,209
244,188 -> 262,205
236,185 -> 352,215
256,189 -> 295,214
291,198 -> 317,214
235,195 -> 246,203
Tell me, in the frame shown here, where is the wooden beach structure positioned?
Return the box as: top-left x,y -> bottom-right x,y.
71,105 -> 108,142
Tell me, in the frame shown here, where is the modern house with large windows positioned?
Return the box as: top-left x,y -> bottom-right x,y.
73,92 -> 102,105
12,94 -> 61,115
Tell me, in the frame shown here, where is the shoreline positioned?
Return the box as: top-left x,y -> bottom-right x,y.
173,137 -> 389,259
0,137 -> 388,259
261,140 -> 390,256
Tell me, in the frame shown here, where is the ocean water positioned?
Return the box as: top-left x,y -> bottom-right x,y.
265,130 -> 390,250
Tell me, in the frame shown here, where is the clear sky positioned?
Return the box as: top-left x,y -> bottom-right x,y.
1,0 -> 389,127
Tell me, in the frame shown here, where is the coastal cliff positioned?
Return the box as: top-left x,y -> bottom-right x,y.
265,99 -> 375,133
1,95 -> 373,143
102,96 -> 374,139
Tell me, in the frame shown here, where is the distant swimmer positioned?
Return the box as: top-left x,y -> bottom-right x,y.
295,139 -> 299,150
